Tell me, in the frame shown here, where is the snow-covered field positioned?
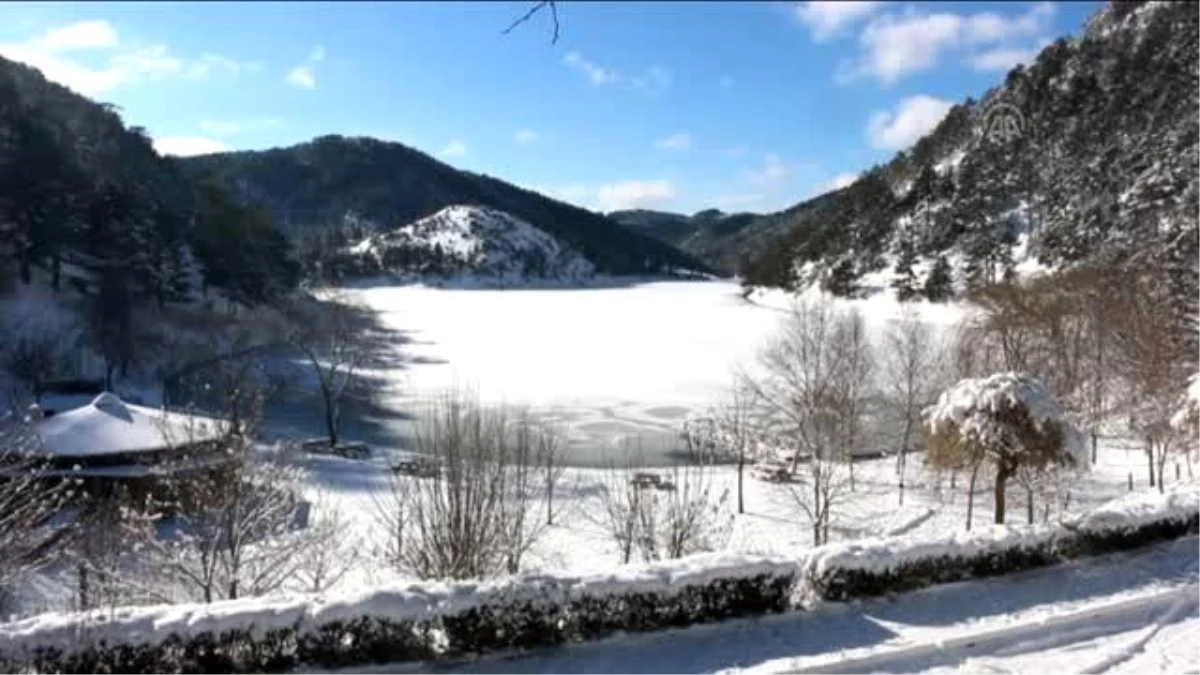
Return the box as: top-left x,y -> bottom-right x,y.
273,280 -> 970,466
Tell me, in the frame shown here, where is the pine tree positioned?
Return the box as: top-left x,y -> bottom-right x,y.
891,235 -> 919,302
823,258 -> 859,298
923,255 -> 954,302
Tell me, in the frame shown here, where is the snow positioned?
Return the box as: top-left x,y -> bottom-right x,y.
33,393 -> 228,457
1067,483 -> 1199,535
925,372 -> 1087,464
0,551 -> 796,656
804,523 -> 1058,580
352,205 -> 595,283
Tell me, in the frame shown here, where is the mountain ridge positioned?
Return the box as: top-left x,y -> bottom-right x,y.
179,136 -> 714,279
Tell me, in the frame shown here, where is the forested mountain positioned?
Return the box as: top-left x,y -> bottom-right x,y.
607,208 -> 764,275
0,56 -> 300,310
180,137 -> 712,277
737,0 -> 1197,304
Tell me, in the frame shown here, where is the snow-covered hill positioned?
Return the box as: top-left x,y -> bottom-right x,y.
348,205 -> 596,284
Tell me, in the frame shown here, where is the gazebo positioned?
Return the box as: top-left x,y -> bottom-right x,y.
25,393 -> 233,502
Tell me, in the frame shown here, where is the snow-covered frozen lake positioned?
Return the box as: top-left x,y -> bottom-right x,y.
265,279 -> 966,466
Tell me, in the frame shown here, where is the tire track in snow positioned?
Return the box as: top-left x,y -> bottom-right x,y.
1076,588 -> 1199,674
783,584 -> 1198,674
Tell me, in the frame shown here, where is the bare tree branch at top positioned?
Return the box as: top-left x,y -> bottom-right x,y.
503,1 -> 560,45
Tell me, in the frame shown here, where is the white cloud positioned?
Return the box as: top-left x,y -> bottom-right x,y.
867,95 -> 953,150
536,179 -> 680,211
0,20 -> 250,97
287,66 -> 315,90
563,51 -> 620,85
719,75 -> 734,89
843,3 -> 1057,84
746,152 -> 795,186
595,179 -> 678,211
969,45 -> 1041,72
153,135 -> 229,157
286,45 -> 325,89
40,20 -> 119,51
794,1 -> 881,41
725,146 -> 749,159
655,132 -> 692,151
440,140 -> 468,158
514,129 -> 539,144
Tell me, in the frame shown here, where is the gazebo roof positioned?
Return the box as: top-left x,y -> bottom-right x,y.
35,393 -> 230,458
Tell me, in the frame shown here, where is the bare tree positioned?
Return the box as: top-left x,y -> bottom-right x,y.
742,299 -> 874,545
537,421 -> 568,526
594,443 -> 648,565
133,388 -> 312,603
594,442 -> 733,563
0,405 -> 72,610
882,307 -> 941,504
285,293 -> 371,449
689,382 -> 758,514
1109,269 -> 1194,492
294,495 -> 360,594
373,393 -> 554,580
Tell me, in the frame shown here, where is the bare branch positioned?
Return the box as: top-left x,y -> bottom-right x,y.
502,1 -> 560,45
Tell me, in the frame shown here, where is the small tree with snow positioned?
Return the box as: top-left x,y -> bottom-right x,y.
925,372 -> 1085,525
0,405 -> 72,609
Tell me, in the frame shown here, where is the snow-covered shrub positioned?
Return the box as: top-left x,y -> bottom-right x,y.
804,525 -> 1061,602
1059,484 -> 1199,555
926,372 -> 1085,524
0,553 -> 797,673
804,484 -> 1198,602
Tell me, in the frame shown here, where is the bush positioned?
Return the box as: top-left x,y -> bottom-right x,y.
0,554 -> 797,673
0,488 -> 1194,673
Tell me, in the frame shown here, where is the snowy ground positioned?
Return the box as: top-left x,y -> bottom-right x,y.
290,428 -> 1196,594
333,536 -> 1197,674
271,280 -> 972,466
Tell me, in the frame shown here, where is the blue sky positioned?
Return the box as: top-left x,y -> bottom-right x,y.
0,1 -> 1100,214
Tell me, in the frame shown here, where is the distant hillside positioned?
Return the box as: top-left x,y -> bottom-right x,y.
180,136 -> 712,278
737,0 -> 1197,302
341,205 -> 595,283
607,208 -> 764,275
0,55 -> 299,307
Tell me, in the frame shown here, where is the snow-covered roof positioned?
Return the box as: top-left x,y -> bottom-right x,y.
34,393 -> 230,458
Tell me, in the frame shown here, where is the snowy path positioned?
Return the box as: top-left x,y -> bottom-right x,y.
328,536 -> 1198,675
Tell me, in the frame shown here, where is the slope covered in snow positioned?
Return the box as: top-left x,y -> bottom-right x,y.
349,205 -> 596,284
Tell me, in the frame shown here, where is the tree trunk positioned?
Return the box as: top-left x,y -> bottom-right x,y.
51,254 -> 61,292
737,458 -> 745,514
994,463 -> 1013,525
1146,442 -> 1156,487
966,462 -> 981,531
1091,430 -> 1098,465
1026,486 -> 1034,525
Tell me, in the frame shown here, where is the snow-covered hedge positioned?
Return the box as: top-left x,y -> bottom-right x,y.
805,485 -> 1199,602
803,524 -> 1060,601
0,553 -> 798,673
0,487 -> 1194,673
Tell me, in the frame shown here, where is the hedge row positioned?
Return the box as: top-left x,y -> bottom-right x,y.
804,486 -> 1199,601
0,554 -> 798,674
0,487 -> 1195,673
